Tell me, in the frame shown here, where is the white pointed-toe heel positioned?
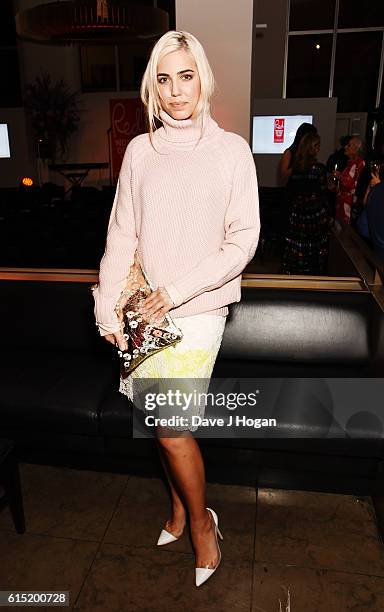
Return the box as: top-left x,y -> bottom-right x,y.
195,507 -> 223,587
156,527 -> 183,546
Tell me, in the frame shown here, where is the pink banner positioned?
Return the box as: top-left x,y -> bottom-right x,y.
274,118 -> 285,144
109,98 -> 147,182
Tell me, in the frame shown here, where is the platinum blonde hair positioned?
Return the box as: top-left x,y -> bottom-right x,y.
140,30 -> 216,149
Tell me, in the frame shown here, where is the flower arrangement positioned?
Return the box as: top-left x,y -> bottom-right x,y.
24,73 -> 83,162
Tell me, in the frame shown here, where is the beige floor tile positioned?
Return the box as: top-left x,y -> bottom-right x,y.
105,476 -> 256,561
74,542 -> 252,612
0,462 -> 128,541
104,475 -> 186,551
3,463 -> 382,611
201,481 -> 257,562
0,530 -> 97,610
252,561 -> 384,612
254,488 -> 384,575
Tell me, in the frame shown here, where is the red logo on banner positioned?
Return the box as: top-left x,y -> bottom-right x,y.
274,118 -> 285,143
109,99 -> 147,183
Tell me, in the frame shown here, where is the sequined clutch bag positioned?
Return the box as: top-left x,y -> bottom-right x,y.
92,252 -> 183,378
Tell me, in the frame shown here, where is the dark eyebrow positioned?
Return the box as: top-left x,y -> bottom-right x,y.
157,69 -> 195,77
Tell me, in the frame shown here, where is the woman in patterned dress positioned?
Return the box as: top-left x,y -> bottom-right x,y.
281,132 -> 330,275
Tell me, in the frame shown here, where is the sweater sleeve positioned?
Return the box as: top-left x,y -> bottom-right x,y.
164,140 -> 260,308
92,142 -> 138,336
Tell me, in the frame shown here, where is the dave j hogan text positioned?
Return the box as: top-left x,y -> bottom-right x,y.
145,415 -> 277,429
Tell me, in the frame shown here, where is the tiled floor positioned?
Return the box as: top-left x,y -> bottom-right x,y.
1,463 -> 384,611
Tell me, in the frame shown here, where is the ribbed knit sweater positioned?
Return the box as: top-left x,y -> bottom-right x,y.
93,108 -> 260,336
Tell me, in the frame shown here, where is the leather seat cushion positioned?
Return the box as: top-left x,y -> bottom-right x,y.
0,350 -> 116,435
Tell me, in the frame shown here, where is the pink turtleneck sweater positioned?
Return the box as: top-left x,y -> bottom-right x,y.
93,108 -> 260,336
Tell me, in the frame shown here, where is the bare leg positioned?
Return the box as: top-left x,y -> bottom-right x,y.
156,425 -> 220,569
156,439 -> 186,536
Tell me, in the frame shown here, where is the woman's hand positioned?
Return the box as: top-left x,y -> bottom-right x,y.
103,330 -> 128,351
101,287 -> 174,349
328,170 -> 341,192
370,172 -> 381,188
138,287 -> 174,322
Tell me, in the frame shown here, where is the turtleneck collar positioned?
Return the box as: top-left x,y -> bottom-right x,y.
155,108 -> 220,150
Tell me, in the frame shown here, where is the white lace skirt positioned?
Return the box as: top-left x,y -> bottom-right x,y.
119,313 -> 227,432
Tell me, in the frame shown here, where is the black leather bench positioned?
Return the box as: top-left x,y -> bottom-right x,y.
1,274 -> 384,500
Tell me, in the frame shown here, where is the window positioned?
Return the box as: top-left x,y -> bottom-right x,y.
338,0 -> 384,29
78,0 -> 175,93
0,49 -> 22,107
289,0 -> 335,31
287,34 -> 333,98
118,44 -> 151,91
0,0 -> 22,107
333,32 -> 383,112
381,76 -> 384,110
286,1 -> 384,111
0,0 -> 16,45
80,43 -> 152,93
80,46 -> 117,92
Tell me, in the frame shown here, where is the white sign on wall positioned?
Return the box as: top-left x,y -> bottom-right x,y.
0,124 -> 11,158
252,115 -> 313,154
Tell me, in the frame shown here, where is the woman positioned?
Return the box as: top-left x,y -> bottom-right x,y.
367,167 -> 384,263
281,132 -> 329,275
334,136 -> 365,224
326,135 -> 350,219
326,135 -> 351,175
356,160 -> 384,249
93,31 -> 260,586
355,160 -> 382,237
278,122 -> 318,184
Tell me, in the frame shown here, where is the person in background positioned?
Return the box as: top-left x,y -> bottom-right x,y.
281,132 -> 330,275
366,162 -> 384,262
355,159 -> 383,244
334,136 -> 365,224
354,140 -> 384,223
326,135 -> 350,175
278,122 -> 318,184
354,164 -> 374,244
326,135 -> 350,219
278,122 -> 318,241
